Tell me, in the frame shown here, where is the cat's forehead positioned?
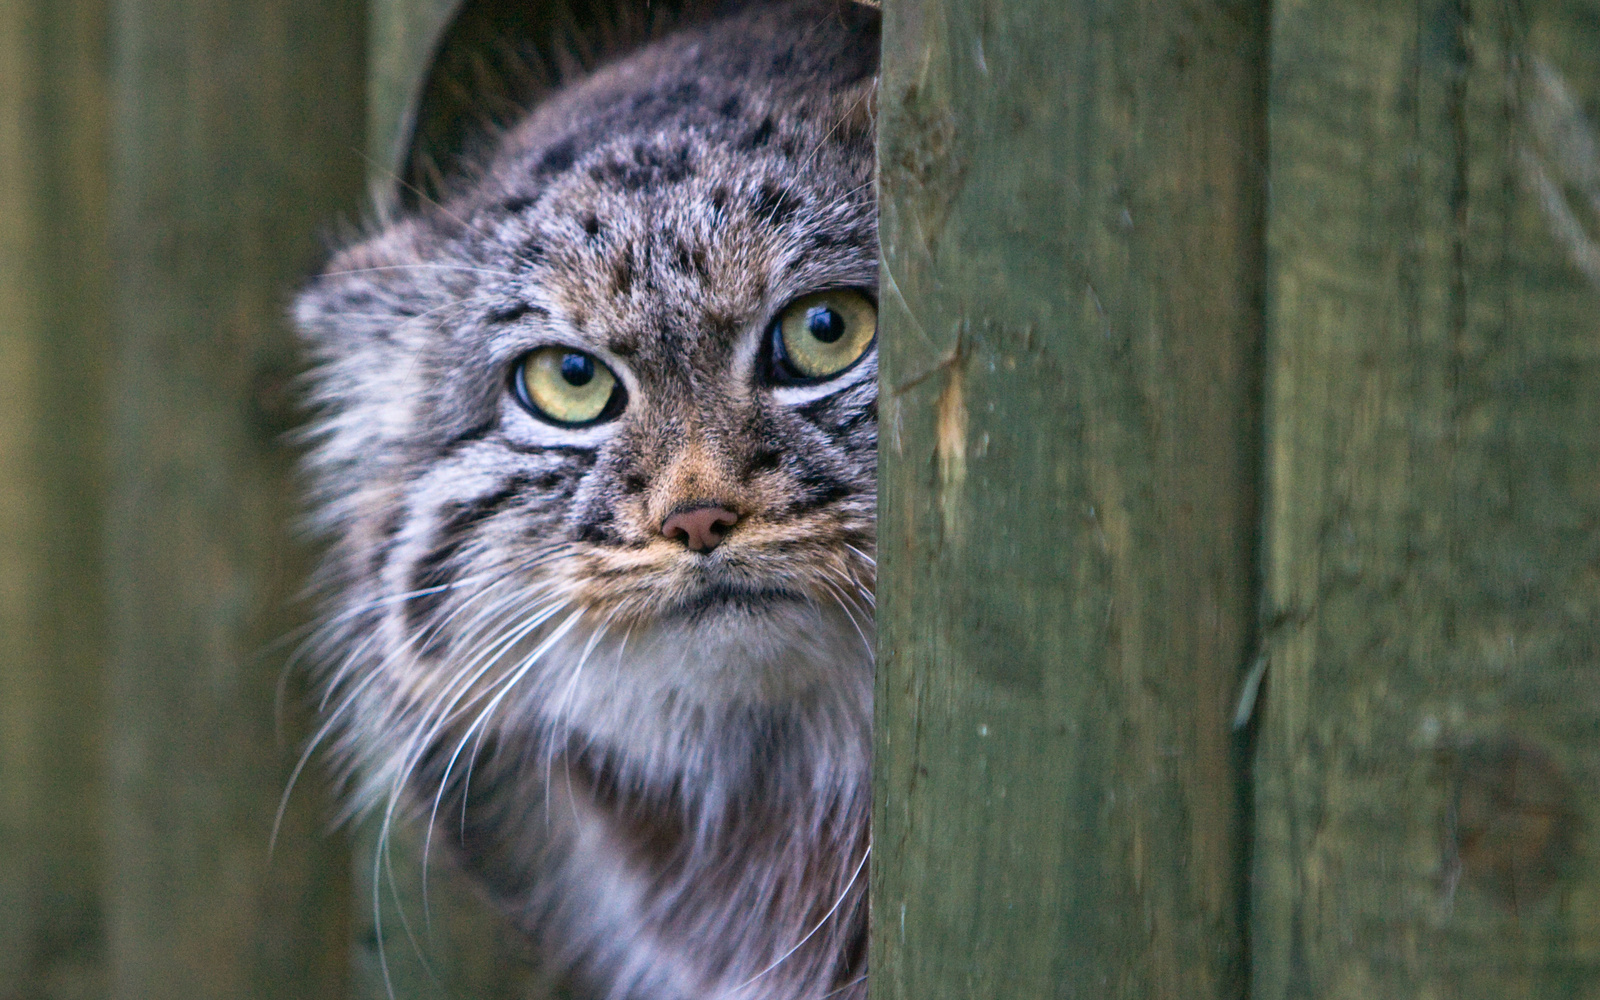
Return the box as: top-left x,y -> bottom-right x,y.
471,123 -> 875,373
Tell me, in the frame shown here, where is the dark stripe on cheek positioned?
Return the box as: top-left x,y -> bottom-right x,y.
743,447 -> 784,478
835,399 -> 878,434
501,442 -> 601,460
574,507 -> 618,545
440,419 -> 497,456
444,476 -> 532,535
406,535 -> 463,631
787,468 -> 854,511
405,476 -> 530,629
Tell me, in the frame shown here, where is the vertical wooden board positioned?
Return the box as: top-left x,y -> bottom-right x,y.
873,0 -> 1265,997
104,1 -> 365,996
0,1 -> 111,997
1256,1 -> 1600,997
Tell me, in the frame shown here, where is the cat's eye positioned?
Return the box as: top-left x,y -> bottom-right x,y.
768,290 -> 877,383
512,347 -> 622,426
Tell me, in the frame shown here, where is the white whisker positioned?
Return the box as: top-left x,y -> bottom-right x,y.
717,843 -> 871,999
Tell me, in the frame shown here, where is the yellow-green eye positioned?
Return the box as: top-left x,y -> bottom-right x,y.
770,290 -> 877,382
512,347 -> 621,426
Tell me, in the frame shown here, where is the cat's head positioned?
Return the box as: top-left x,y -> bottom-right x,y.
294,0 -> 879,799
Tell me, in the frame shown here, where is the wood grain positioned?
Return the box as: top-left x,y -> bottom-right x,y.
1254,1 -> 1600,996
369,0 -> 463,210
872,0 -> 1266,996
0,2 -> 111,996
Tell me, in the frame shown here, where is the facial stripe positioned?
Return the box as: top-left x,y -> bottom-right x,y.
404,476 -> 531,629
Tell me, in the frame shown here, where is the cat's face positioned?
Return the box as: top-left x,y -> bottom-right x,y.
294,4 -> 878,795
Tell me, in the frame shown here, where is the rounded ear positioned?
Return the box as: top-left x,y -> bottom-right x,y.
399,0 -> 732,209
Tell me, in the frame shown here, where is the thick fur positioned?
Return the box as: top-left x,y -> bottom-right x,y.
294,3 -> 878,997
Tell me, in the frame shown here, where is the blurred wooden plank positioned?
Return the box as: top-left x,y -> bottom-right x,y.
872,0 -> 1265,996
0,2 -> 111,997
1254,1 -> 1600,996
103,1 -> 366,996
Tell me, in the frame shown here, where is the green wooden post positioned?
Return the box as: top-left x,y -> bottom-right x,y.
1254,1 -> 1600,997
0,2 -> 112,995
104,1 -> 365,995
873,0 -> 1266,997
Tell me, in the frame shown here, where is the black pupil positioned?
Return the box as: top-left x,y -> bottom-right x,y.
805,305 -> 847,344
560,353 -> 595,386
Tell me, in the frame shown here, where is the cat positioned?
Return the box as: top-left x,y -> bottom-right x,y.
292,2 -> 880,997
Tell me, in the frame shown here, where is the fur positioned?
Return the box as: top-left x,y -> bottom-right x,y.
293,3 -> 879,997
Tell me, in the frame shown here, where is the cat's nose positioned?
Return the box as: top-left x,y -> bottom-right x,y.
661,504 -> 739,552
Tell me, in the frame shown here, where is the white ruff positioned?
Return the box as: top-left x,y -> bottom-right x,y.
506,596 -> 873,783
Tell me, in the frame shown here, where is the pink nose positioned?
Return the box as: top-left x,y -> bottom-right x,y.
661,505 -> 739,552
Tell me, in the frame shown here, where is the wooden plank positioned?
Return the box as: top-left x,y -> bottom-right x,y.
0,1 -> 112,996
872,0 -> 1265,996
1254,1 -> 1600,996
104,1 -> 366,995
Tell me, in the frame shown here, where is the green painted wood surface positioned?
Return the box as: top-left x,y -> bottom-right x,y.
104,1 -> 366,995
1254,1 -> 1600,997
872,1 -> 1265,997
0,2 -> 111,997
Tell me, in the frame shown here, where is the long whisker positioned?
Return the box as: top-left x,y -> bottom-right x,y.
419,606 -> 588,888
416,597 -> 577,888
717,843 -> 871,999
548,608 -> 623,827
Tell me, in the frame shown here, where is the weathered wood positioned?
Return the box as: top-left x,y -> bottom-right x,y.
0,2 -> 111,996
873,1 -> 1265,997
1254,1 -> 1600,997
104,1 -> 365,995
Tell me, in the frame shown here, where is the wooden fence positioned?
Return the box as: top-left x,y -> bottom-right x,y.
3,0 -> 1599,997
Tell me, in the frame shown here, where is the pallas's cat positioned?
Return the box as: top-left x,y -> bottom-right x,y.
293,2 -> 879,996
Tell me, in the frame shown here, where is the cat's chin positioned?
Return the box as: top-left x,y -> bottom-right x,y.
660,581 -> 813,621
498,589 -> 873,778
